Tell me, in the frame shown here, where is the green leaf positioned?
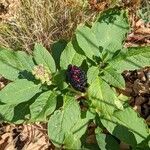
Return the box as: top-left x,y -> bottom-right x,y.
11,101 -> 31,124
92,8 -> 129,55
0,56 -> 19,81
48,95 -> 87,147
101,107 -> 149,147
0,48 -> 34,80
101,67 -> 125,89
48,95 -> 81,147
53,70 -> 68,90
0,104 -> 14,122
0,79 -> 41,104
95,128 -> 119,150
72,51 -> 86,66
87,66 -> 99,84
88,77 -> 117,115
109,46 -> 150,73
64,133 -> 81,149
34,43 -> 56,73
0,100 -> 31,123
30,91 -> 57,121
71,118 -> 89,139
60,42 -> 76,69
76,26 -> 100,60
60,42 -> 85,69
52,40 -> 67,69
136,135 -> 150,150
16,51 -> 35,71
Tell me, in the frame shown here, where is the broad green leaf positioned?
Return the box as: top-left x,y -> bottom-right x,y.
85,109 -> 96,120
0,101 -> 30,123
60,42 -> 76,69
60,42 -> 85,69
30,91 -> 57,121
0,48 -> 34,80
87,66 -> 99,84
48,95 -> 81,147
72,52 -> 86,66
92,8 -> 129,55
34,43 -> 56,73
0,61 -> 19,81
64,133 -> 81,149
136,135 -> 150,150
109,46 -> 150,73
95,128 -> 119,150
0,104 -> 14,122
0,79 -> 41,104
53,70 -> 68,90
48,110 -> 65,146
71,118 -> 89,139
76,26 -> 100,60
52,40 -> 67,69
0,48 -> 20,81
11,101 -> 31,124
101,67 -> 125,89
81,127 -> 100,150
16,51 -> 35,71
10,94 -> 41,124
48,94 -> 88,149
88,77 -> 117,115
101,107 -> 149,147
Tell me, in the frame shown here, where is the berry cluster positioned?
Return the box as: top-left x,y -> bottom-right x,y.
67,65 -> 87,92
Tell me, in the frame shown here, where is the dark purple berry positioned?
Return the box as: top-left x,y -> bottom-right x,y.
67,65 -> 87,92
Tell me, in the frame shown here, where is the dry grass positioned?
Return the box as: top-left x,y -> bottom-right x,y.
0,0 -> 149,53
0,0 -> 98,53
